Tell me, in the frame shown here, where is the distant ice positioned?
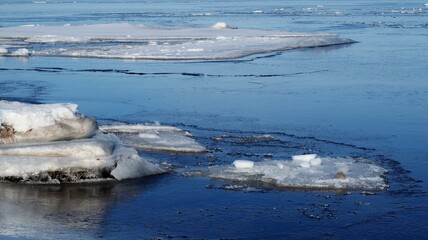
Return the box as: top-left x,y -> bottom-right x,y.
0,23 -> 354,60
203,155 -> 387,190
0,101 -> 164,183
100,124 -> 206,153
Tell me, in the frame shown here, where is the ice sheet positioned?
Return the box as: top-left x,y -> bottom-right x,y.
0,23 -> 354,60
204,155 -> 387,190
100,124 -> 206,153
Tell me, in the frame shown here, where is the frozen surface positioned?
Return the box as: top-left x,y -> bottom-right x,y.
203,155 -> 387,190
100,124 -> 206,153
0,101 -> 164,183
0,23 -> 354,60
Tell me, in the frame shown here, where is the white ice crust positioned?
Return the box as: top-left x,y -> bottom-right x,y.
0,23 -> 354,60
207,155 -> 387,190
0,101 -> 164,182
0,101 -> 79,133
100,124 -> 206,153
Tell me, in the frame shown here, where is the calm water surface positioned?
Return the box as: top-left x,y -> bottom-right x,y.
0,0 -> 427,239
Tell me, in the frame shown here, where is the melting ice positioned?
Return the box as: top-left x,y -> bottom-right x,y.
203,154 -> 388,190
0,23 -> 354,60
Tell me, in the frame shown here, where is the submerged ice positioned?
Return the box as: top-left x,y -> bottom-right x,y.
0,23 -> 354,60
0,101 -> 164,183
204,154 -> 387,190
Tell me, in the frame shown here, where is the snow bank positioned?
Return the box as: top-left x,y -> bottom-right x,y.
0,101 -> 97,144
0,23 -> 354,60
0,101 -> 164,183
100,124 -> 206,153
204,155 -> 387,190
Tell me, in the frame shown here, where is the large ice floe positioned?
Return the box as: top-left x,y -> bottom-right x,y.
0,23 -> 354,60
0,101 -> 164,183
202,154 -> 388,190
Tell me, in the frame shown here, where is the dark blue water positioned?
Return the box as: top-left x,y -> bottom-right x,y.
1,0 -> 427,239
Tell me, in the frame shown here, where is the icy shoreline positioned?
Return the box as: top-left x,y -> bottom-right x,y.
0,23 -> 355,60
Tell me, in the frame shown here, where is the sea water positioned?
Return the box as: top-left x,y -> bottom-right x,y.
1,0 -> 427,239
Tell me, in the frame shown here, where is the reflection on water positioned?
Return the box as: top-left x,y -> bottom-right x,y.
0,176 -> 162,238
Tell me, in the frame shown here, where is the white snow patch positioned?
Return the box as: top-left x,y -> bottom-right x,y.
100,124 -> 206,153
204,156 -> 388,190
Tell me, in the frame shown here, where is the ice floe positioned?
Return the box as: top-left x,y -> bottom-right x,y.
100,124 -> 207,153
0,23 -> 354,60
0,101 -> 164,183
202,154 -> 388,190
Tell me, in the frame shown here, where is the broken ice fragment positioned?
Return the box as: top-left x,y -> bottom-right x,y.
233,160 -> 255,169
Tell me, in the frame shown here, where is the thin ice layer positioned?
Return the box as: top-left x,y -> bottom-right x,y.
0,23 -> 354,60
0,133 -> 164,182
205,156 -> 387,190
100,124 -> 206,153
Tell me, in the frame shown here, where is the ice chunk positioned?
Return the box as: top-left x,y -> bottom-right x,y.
0,101 -> 164,183
0,47 -> 7,55
100,124 -> 206,153
10,48 -> 29,57
233,160 -> 255,169
0,132 -> 164,182
211,22 -> 235,29
203,157 -> 388,190
292,154 -> 317,161
291,154 -> 322,168
0,101 -> 97,144
0,23 -> 354,60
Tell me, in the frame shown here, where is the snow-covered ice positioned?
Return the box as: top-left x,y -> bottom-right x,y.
0,101 -> 164,183
0,23 -> 354,60
100,124 -> 206,153
0,101 -> 97,144
203,155 -> 388,190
